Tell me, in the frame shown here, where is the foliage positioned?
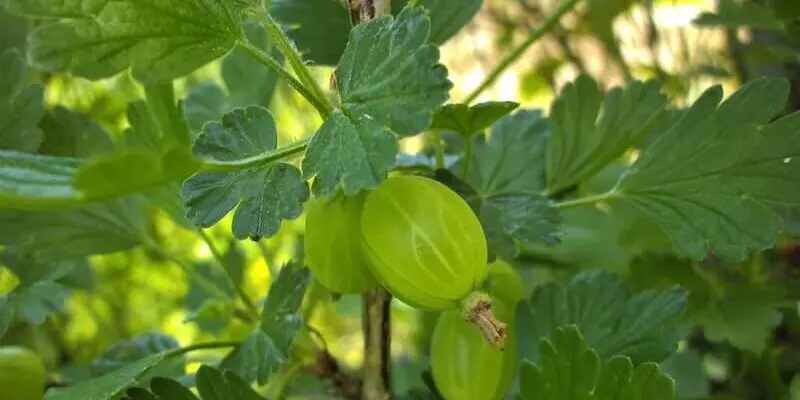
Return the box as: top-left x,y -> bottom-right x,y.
0,0 -> 798,399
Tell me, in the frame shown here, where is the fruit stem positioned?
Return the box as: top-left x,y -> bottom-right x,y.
461,292 -> 508,348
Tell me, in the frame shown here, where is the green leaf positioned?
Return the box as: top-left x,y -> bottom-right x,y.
20,0 -> 245,82
694,0 -> 782,30
260,262 -> 310,352
0,48 -> 44,152
516,269 -> 688,366
45,353 -> 174,400
520,204 -> 629,272
451,109 -> 560,258
335,4 -> 452,136
144,83 -> 191,147
221,24 -> 282,112
0,297 -> 13,338
519,325 -> 600,400
610,78 -> 800,261
694,286 -> 784,353
220,330 -> 283,385
72,147 -> 199,199
627,254 -> 788,354
301,110 -> 398,196
0,150 -> 84,210
520,326 -> 676,400
125,377 -> 199,400
91,334 -> 185,382
183,22 -> 282,132
0,248 -> 73,324
659,350 -> 711,399
769,0 -> 800,21
271,0 -> 481,66
0,197 -> 145,260
182,106 -> 309,240
195,365 -> 266,400
430,101 -> 519,136
545,76 -> 667,195
392,0 -> 483,45
5,0 -> 108,18
184,244 -> 245,332
38,106 -> 114,158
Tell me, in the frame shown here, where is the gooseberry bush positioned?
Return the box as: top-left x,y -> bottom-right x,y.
0,0 -> 799,399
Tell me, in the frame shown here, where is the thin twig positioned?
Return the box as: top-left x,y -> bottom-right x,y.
464,0 -> 581,103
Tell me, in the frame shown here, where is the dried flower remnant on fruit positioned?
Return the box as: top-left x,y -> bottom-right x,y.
461,292 -> 508,348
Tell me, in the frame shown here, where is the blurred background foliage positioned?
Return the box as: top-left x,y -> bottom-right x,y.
1,0 -> 800,399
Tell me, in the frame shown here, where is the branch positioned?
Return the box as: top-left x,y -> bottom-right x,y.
361,288 -> 392,400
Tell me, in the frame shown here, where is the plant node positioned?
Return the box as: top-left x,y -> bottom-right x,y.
460,291 -> 507,348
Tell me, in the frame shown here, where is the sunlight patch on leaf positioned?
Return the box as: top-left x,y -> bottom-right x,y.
20,0 -> 245,83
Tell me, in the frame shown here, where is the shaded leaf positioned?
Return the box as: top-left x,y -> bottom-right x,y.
260,262 -> 310,352
446,110 -> 559,259
91,333 -> 183,379
124,377 -> 199,400
516,269 -> 687,366
611,78 -> 800,261
0,197 -> 145,260
184,23 -> 282,133
182,106 -> 309,240
38,106 -> 114,158
694,0 -> 781,30
45,354 -> 174,400
220,330 -> 283,385
0,48 -> 44,152
195,366 -> 266,400
271,0 -> 481,66
520,326 -> 676,400
429,101 -> 519,137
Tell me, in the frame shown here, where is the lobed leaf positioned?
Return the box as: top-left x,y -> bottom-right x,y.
301,110 -> 397,196
335,4 -> 452,136
430,101 -> 519,137
516,270 -> 688,366
271,0 -> 481,66
182,107 -> 309,240
195,366 -> 267,400
45,354 -> 174,400
545,75 -> 668,195
520,326 -> 676,400
21,0 -> 245,83
611,77 -> 800,261
0,197 -> 146,260
447,110 -> 560,259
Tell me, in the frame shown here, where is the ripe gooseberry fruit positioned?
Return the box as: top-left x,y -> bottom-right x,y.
0,345 -> 46,400
431,299 -> 516,400
305,190 -> 379,293
360,175 -> 505,345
